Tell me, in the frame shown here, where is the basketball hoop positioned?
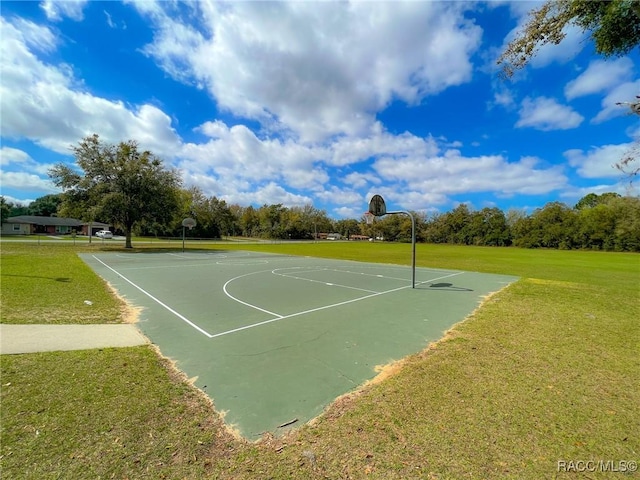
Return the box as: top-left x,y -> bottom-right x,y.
182,217 -> 196,230
182,218 -> 197,252
364,212 -> 374,225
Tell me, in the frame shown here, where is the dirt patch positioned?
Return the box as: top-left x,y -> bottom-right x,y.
105,281 -> 143,324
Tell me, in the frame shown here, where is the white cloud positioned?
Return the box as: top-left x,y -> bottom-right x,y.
0,146 -> 62,197
40,0 -> 88,22
0,17 -> 181,159
0,195 -> 32,206
492,88 -> 516,109
135,1 -> 482,141
315,186 -> 363,206
341,172 -> 382,189
229,183 -> 312,208
327,124 -> 439,167
373,151 -> 567,200
564,144 -> 631,178
0,170 -> 58,194
0,147 -> 33,167
104,10 -> 115,29
565,58 -> 634,100
592,80 -> 640,124
181,121 -> 328,193
516,96 -> 583,131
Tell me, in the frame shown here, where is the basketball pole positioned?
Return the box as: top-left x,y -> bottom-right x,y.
368,195 -> 415,289
387,211 -> 416,288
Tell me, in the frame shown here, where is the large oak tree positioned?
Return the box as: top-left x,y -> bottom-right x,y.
49,134 -> 182,248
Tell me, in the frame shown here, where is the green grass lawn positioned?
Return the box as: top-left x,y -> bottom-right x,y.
1,241 -> 638,479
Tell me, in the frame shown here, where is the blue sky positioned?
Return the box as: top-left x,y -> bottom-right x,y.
1,0 -> 638,219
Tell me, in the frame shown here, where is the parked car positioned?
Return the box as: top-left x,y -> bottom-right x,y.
95,230 -> 113,239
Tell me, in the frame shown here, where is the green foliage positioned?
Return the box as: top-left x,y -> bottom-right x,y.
229,203 -> 333,240
572,0 -> 640,57
334,218 -> 360,238
415,193 -> 639,252
575,191 -> 620,209
422,205 -> 511,246
509,194 -> 640,251
0,196 -> 11,223
27,193 -> 63,217
49,134 -> 182,248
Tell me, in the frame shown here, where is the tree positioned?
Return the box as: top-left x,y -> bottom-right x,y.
498,0 -> 640,78
0,197 -> 11,224
335,218 -> 360,239
575,192 -> 621,210
239,206 -> 259,237
28,194 -> 62,217
49,134 -> 182,248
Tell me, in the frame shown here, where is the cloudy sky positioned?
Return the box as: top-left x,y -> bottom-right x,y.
1,1 -> 638,218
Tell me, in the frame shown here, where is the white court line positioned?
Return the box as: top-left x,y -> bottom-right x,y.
118,263 -> 220,271
222,271 -> 284,319
167,252 -> 227,259
329,268 -> 412,283
91,255 -> 214,338
213,271 -> 463,339
272,269 -> 379,294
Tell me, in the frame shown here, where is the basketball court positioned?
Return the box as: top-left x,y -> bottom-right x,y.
80,250 -> 517,440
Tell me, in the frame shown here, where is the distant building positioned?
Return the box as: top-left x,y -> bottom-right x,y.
1,216 -> 110,236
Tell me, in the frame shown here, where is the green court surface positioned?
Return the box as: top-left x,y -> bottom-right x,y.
80,251 -> 518,440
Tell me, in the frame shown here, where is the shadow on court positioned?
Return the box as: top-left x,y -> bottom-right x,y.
80,250 -> 517,440
422,282 -> 474,292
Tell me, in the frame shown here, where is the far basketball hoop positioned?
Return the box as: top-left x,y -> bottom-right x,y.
368,194 -> 387,217
181,217 -> 197,253
182,217 -> 197,230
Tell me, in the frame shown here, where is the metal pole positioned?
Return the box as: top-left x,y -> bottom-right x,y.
182,226 -> 185,253
388,210 -> 416,288
410,212 -> 416,288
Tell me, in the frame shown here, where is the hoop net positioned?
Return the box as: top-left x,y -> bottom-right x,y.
364,212 -> 374,225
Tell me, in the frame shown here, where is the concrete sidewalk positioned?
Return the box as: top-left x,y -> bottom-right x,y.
0,324 -> 149,354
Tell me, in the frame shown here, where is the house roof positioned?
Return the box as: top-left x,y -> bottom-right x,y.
5,216 -> 109,227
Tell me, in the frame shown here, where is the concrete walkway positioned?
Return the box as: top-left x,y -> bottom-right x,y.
0,324 -> 149,354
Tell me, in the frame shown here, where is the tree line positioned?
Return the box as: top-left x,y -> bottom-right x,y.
3,189 -> 639,252
2,134 -> 638,251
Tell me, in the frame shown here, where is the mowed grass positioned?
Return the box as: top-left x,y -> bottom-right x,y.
1,241 -> 638,479
0,243 -> 124,324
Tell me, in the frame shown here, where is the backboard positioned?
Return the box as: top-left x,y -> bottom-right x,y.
182,217 -> 197,229
368,194 -> 387,217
